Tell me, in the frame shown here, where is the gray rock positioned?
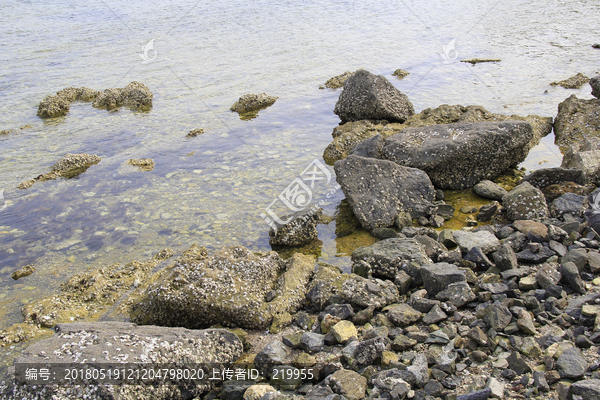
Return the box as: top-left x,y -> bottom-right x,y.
479,282 -> 509,294
533,370 -> 550,392
588,251 -> 600,273
9,322 -> 242,399
370,369 -> 412,398
521,167 -> 586,190
556,347 -> 588,379
344,336 -> 390,369
269,206 -> 323,246
230,93 -> 278,114
422,304 -> 448,324
536,263 -> 562,288
562,248 -> 588,271
351,237 -> 431,280
420,263 -> 466,296
570,379 -> 600,400
320,304 -> 355,321
256,339 -> 289,376
560,262 -> 586,294
382,121 -> 534,189
300,333 -> 325,353
585,208 -> 600,235
474,180 -> 507,200
507,351 -> 532,374
493,243 -> 518,271
334,69 -> 414,123
436,281 -> 477,308
387,303 -> 423,326
483,304 -> 512,331
550,193 -> 587,218
477,202 -> 499,222
439,229 -> 458,248
306,383 -> 335,400
591,76 -> 600,98
549,240 -> 568,257
414,234 -> 448,262
465,247 -> 495,269
349,134 -> 384,159
516,246 -> 555,264
425,330 -> 450,344
407,354 -> 430,388
436,204 -> 456,220
334,155 -> 436,230
456,388 -> 492,400
394,270 -> 413,294
342,274 -> 399,309
221,381 -> 256,400
130,246 -> 313,330
554,94 -> 600,147
453,230 -> 501,254
503,182 -> 549,221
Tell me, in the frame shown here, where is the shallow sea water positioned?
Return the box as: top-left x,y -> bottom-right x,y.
0,0 -> 599,332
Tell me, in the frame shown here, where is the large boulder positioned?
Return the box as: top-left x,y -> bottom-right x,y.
334,155 -> 436,230
268,206 -> 322,246
130,246 -> 314,329
6,322 -> 242,400
334,69 -> 414,123
382,121 -> 534,189
554,95 -> 600,147
502,182 -> 549,221
323,104 -> 552,165
350,238 -> 431,280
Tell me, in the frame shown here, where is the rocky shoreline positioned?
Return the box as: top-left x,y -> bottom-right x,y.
1,69 -> 600,400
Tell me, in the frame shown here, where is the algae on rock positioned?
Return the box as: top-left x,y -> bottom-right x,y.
17,153 -> 101,189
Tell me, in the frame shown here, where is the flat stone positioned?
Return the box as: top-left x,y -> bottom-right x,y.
453,230 -> 501,254
556,346 -> 588,379
300,332 -> 325,353
423,304 -> 448,324
387,304 -> 422,326
436,281 -> 477,307
420,262 -> 466,296
570,379 -> 600,400
474,180 -> 508,200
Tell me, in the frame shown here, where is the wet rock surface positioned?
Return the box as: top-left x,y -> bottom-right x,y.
269,206 -> 323,247
230,93 -> 278,115
18,153 -> 101,189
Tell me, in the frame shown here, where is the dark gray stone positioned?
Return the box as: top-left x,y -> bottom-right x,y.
533,371 -> 550,393
420,263 -> 466,296
436,204 -> 456,220
334,155 -> 436,230
465,247 -> 495,269
479,282 -> 509,294
562,248 -> 588,271
570,379 -> 600,400
300,333 -> 325,353
371,227 -> 398,239
422,304 -> 448,324
453,230 -> 501,254
516,246 -> 555,264
456,388 -> 492,400
503,182 -> 549,221
554,95 -> 600,147
521,167 -> 586,190
269,206 -> 323,246
436,281 -> 476,307
334,69 -> 414,123
493,243 -> 518,271
483,304 -> 512,331
414,234 -> 448,263
221,381 -> 256,400
382,121 -> 534,189
477,202 -> 498,222
320,304 -> 355,321
550,193 -> 587,218
256,339 -> 289,376
507,351 -> 532,374
350,237 -> 431,280
591,76 -> 600,99
560,262 -> 586,294
342,275 -> 399,309
536,263 -> 562,289
350,134 -> 384,159
344,336 -> 391,369
556,347 -> 588,379
474,180 -> 507,200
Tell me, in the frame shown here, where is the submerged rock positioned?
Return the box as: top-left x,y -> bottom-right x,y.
321,71 -> 355,89
392,69 -> 410,79
128,158 -> 155,171
382,121 -> 534,189
230,93 -> 278,115
334,155 -> 436,230
6,322 -> 242,400
37,86 -> 101,118
92,81 -> 153,111
269,206 -> 323,246
11,264 -> 35,280
334,69 -> 414,123
550,73 -> 590,89
130,247 -> 314,330
18,153 -> 101,189
554,95 -> 600,147
187,128 -> 204,137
